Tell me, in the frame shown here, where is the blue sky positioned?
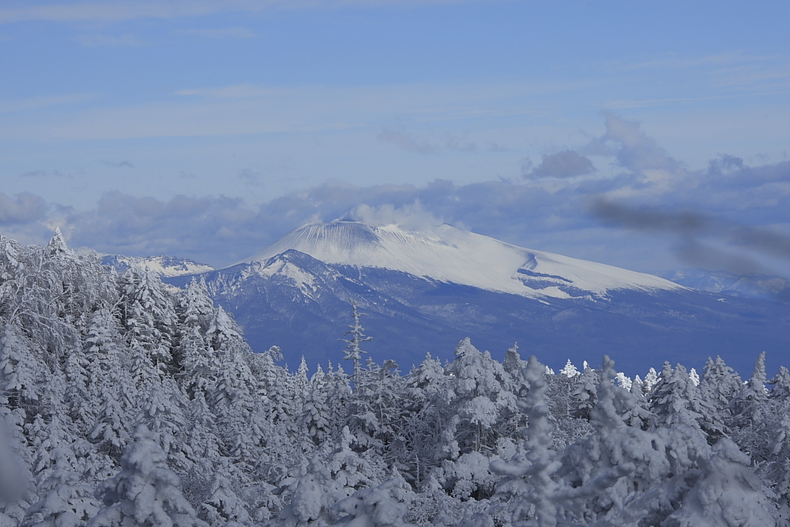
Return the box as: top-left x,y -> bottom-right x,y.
1,0 -> 789,275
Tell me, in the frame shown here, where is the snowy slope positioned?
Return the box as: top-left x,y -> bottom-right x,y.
164,220 -> 790,377
102,254 -> 215,277
661,268 -> 790,303
240,221 -> 680,299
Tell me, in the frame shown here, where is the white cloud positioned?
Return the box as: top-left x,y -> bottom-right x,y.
0,0 -> 493,24
174,84 -> 272,99
377,127 -> 437,154
377,123 -> 477,155
175,27 -> 256,39
350,201 -> 446,230
602,52 -> 790,99
0,80 -> 574,142
0,93 -> 97,115
604,95 -> 729,110
0,1 -> 254,24
74,34 -> 148,47
3,113 -> 788,277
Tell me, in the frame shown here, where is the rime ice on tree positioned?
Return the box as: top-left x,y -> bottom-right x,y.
340,300 -> 372,386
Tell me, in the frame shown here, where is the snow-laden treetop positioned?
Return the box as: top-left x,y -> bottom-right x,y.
240,220 -> 681,299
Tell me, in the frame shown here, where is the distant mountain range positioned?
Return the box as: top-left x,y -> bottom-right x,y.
148,220 -> 790,378
659,268 -> 790,304
101,254 -> 214,277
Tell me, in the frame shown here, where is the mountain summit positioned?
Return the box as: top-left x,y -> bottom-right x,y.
167,219 -> 790,376
241,220 -> 679,299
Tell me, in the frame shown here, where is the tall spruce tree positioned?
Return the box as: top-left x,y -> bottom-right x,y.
341,300 -> 372,387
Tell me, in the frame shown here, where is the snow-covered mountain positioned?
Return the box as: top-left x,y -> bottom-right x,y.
242,221 -> 680,299
167,220 -> 790,377
660,268 -> 790,304
102,254 -> 214,277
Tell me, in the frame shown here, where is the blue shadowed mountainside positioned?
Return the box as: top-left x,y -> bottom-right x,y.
163,221 -> 790,377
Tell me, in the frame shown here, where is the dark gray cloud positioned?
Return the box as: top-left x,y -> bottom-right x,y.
590,198 -> 790,275
526,150 -> 595,179
672,238 -> 769,276
590,200 -> 707,235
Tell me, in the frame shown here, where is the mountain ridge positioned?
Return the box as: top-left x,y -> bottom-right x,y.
164,220 -> 790,377
240,220 -> 681,299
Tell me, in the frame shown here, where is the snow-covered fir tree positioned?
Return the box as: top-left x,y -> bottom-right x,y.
0,231 -> 786,527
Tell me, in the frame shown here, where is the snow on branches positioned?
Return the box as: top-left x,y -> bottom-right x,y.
0,232 -> 786,527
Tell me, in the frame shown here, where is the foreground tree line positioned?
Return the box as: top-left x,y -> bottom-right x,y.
0,232 -> 788,527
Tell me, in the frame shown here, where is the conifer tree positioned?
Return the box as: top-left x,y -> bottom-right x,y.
88,425 -> 207,527
445,339 -> 516,455
570,363 -> 599,419
340,300 -> 372,387
490,355 -> 562,527
332,475 -> 416,527
85,310 -> 137,460
198,474 -> 251,526
0,322 -> 42,418
25,456 -> 100,527
731,351 -> 768,428
559,356 -> 671,525
662,438 -> 776,527
0,414 -> 29,526
768,365 -> 790,401
122,269 -> 177,374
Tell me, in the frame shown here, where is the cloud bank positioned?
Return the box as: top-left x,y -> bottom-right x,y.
2,114 -> 788,278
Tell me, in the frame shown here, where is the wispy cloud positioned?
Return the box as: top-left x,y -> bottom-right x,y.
615,52 -> 766,72
0,81 -> 559,142
174,84 -> 270,98
378,122 -> 476,154
0,93 -> 97,115
601,52 -> 790,98
20,170 -> 74,179
101,160 -> 135,168
0,0 -> 487,24
19,170 -> 48,178
604,95 -> 730,110
74,33 -> 148,47
0,1 -> 250,24
175,27 -> 255,39
4,114 -> 788,275
378,127 -> 437,154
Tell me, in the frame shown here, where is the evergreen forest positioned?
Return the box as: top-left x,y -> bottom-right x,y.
1,232 -> 789,527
